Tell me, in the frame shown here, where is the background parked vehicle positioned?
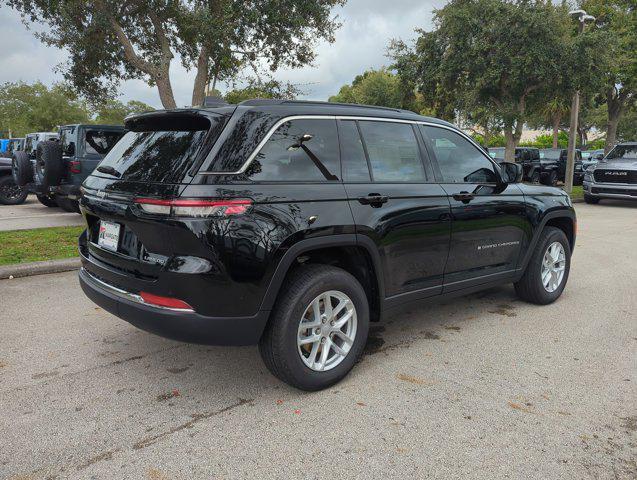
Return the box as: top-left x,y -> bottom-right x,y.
582,149 -> 604,170
539,148 -> 584,186
13,125 -> 125,212
11,132 -> 59,207
489,147 -> 543,183
0,138 -> 29,205
0,139 -> 10,155
583,142 -> 637,203
79,99 -> 575,390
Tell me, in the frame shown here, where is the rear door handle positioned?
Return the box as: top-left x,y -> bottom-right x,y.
358,194 -> 389,206
452,191 -> 474,203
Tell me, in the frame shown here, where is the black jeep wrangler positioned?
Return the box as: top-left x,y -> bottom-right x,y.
78,100 -> 576,390
489,147 -> 543,183
13,125 -> 125,212
539,148 -> 584,186
0,138 -> 27,205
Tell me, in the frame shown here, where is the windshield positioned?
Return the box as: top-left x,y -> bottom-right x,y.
489,148 -> 505,159
606,145 -> 637,160
96,114 -> 225,183
540,149 -> 561,159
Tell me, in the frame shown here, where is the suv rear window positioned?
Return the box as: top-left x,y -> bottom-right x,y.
96,114 -> 225,183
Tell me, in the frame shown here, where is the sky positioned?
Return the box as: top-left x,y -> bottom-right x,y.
0,0 -> 447,108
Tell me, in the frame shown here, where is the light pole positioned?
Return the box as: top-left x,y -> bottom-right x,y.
565,9 -> 596,194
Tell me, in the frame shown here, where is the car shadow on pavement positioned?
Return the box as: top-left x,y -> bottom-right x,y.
114,284 -> 521,398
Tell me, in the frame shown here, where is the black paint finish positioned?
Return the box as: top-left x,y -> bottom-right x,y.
79,100 -> 576,345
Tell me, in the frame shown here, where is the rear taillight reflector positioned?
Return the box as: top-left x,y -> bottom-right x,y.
139,291 -> 194,311
134,198 -> 252,217
69,161 -> 81,174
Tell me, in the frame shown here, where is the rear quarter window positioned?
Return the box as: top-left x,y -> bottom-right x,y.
244,118 -> 340,182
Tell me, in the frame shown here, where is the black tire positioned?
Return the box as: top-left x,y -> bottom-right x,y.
35,141 -> 64,188
12,151 -> 33,186
36,193 -> 58,208
514,226 -> 571,305
541,170 -> 558,186
584,194 -> 600,204
0,175 -> 28,205
530,170 -> 540,184
56,196 -> 80,213
259,264 -> 370,391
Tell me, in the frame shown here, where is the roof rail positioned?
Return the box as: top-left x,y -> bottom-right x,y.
238,98 -> 407,114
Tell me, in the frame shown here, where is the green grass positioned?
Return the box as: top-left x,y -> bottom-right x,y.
0,226 -> 83,266
569,185 -> 584,201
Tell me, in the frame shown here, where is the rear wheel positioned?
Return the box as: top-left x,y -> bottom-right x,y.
36,193 -> 58,208
0,175 -> 28,205
584,194 -> 600,204
515,226 -> 571,305
259,264 -> 370,391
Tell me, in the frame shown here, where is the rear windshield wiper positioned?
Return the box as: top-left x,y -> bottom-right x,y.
96,165 -> 121,177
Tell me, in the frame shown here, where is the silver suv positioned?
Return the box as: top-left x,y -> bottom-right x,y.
583,142 -> 637,203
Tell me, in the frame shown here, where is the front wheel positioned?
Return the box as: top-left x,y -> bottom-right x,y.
259,264 -> 370,391
530,170 -> 541,184
584,194 -> 600,204
36,193 -> 58,208
0,175 -> 28,205
515,226 -> 571,305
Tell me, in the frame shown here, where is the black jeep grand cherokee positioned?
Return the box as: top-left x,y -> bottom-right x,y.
79,100 -> 576,390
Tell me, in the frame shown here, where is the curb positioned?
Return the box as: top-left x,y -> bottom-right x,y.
0,257 -> 80,280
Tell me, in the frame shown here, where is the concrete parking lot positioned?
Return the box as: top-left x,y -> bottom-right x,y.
1,201 -> 635,479
0,196 -> 84,231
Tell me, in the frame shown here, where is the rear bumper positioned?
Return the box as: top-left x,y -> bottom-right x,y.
79,267 -> 270,346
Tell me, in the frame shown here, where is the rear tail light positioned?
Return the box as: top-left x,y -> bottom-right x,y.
139,291 -> 194,311
69,161 -> 81,174
134,198 -> 252,217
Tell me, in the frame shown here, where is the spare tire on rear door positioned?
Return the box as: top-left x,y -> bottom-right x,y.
35,141 -> 64,188
12,151 -> 33,186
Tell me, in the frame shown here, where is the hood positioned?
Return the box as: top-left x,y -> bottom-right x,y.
595,159 -> 637,171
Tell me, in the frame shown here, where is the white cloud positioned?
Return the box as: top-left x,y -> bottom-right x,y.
0,0 -> 446,108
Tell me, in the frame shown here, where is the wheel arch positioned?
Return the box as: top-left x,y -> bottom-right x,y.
259,234 -> 384,322
519,209 -> 576,273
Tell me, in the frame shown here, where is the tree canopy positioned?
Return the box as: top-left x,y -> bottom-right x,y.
4,0 -> 345,109
390,0 -> 604,160
581,0 -> 637,152
328,68 -> 427,113
0,82 -> 89,137
94,99 -> 154,124
224,78 -> 301,104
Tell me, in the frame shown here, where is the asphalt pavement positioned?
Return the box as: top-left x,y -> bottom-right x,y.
0,196 -> 84,231
1,200 -> 635,479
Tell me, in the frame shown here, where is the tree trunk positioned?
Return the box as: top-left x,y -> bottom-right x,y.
191,47 -> 209,107
606,116 -> 620,154
155,72 -> 177,110
552,113 -> 560,148
503,119 -> 523,162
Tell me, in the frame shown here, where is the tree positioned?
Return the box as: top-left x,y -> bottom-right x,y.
5,0 -> 345,109
0,81 -> 90,137
224,78 -> 301,104
390,0 -> 601,161
94,99 -> 154,124
581,0 -> 637,153
328,68 -> 426,113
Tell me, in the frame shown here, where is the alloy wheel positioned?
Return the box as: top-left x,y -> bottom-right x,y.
297,290 -> 357,372
541,242 -> 566,293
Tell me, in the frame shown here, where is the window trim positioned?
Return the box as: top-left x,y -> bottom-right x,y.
420,124 -> 502,185
199,115 -> 497,177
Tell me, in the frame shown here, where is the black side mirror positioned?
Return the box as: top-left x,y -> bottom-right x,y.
499,161 -> 523,184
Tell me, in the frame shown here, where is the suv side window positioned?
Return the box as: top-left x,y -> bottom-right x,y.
422,126 -> 498,183
246,119 -> 339,182
339,120 -> 371,182
357,121 -> 425,182
84,130 -> 125,156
